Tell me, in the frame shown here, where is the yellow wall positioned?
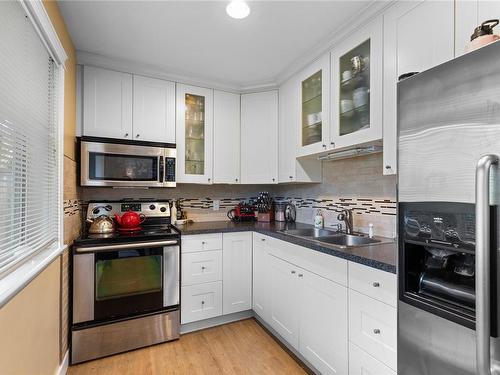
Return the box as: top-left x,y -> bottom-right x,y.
43,0 -> 77,161
0,2 -> 76,374
0,260 -> 61,375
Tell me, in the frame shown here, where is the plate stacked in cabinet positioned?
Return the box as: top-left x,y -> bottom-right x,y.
181,232 -> 253,324
348,262 -> 397,375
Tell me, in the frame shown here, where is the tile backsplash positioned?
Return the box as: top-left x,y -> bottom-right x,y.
79,153 -> 397,236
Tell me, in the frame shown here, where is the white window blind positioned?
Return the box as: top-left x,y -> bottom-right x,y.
0,1 -> 60,276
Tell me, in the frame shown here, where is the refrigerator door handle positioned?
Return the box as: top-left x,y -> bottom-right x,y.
476,154 -> 498,375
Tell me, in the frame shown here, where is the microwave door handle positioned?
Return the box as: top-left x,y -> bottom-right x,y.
476,154 -> 498,375
159,156 -> 164,183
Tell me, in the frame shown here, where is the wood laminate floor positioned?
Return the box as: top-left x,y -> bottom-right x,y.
68,318 -> 308,375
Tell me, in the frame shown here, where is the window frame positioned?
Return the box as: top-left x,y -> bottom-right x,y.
0,0 -> 67,308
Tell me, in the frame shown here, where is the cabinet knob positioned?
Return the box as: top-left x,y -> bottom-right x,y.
136,134 -> 140,138
385,165 -> 391,169
372,282 -> 380,287
261,238 -> 265,242
201,301 -> 205,305
235,178 -> 238,182
201,266 -> 206,270
298,274 -> 303,278
124,133 -> 129,137
373,328 -> 381,334
291,270 -> 296,274
322,144 -> 327,148
201,241 -> 206,245
289,176 -> 293,179
330,142 -> 335,146
208,178 -> 211,182
272,178 -> 275,182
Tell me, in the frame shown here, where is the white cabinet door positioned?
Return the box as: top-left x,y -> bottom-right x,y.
181,281 -> 223,324
297,54 -> 331,157
133,75 -> 175,143
279,75 -> 322,183
176,84 -> 214,184
222,232 -> 252,315
83,66 -> 132,140
383,0 -> 454,175
253,233 -> 270,322
213,90 -> 240,184
349,342 -> 396,375
299,269 -> 348,375
269,254 -> 299,349
456,0 -> 500,58
330,17 -> 383,150
241,91 -> 278,184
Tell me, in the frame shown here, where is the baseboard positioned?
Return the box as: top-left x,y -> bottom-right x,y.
56,350 -> 69,375
180,310 -> 254,334
254,315 -> 319,375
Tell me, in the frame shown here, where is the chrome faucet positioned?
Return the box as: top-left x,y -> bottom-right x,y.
337,209 -> 354,234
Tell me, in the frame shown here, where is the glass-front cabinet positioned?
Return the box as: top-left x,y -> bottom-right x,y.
176,84 -> 213,183
331,17 -> 383,149
297,54 -> 330,157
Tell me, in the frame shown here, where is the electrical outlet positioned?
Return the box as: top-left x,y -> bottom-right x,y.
213,199 -> 220,211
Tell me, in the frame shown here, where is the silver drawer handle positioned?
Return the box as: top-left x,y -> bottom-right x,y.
476,154 -> 498,375
373,329 -> 381,334
372,282 -> 380,287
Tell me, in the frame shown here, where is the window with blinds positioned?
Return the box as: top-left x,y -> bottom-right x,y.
0,1 -> 60,276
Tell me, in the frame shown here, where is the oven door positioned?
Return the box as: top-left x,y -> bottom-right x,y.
73,241 -> 179,324
81,141 -> 167,187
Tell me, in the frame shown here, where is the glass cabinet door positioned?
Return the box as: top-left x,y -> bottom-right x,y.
184,93 -> 205,175
176,84 -> 213,183
331,17 -> 383,149
297,54 -> 330,157
338,39 -> 371,136
302,70 -> 323,147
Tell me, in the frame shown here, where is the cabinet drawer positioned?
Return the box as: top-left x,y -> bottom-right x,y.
181,281 -> 222,324
182,250 -> 222,286
349,290 -> 397,370
349,342 -> 396,375
348,262 -> 397,307
181,233 -> 222,253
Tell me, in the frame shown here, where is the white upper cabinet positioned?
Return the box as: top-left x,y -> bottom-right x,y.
456,0 -> 500,57
241,90 -> 278,184
383,1 -> 454,175
278,76 -> 322,183
297,54 -> 331,156
176,84 -> 214,184
133,75 -> 175,143
83,66 -> 133,140
213,90 -> 240,184
330,17 -> 383,150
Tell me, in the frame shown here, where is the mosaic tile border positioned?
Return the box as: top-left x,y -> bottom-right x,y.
180,196 -> 396,216
63,199 -> 83,217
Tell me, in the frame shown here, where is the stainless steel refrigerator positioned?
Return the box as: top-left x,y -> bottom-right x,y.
397,41 -> 500,374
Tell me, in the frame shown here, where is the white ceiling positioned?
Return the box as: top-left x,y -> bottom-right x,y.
59,1 -> 376,89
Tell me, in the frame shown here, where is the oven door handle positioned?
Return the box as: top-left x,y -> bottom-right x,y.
75,240 -> 179,253
475,154 -> 498,375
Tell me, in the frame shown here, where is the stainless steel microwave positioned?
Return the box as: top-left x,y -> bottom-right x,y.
80,139 -> 176,187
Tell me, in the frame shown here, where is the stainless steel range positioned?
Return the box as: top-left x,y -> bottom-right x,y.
71,200 -> 180,364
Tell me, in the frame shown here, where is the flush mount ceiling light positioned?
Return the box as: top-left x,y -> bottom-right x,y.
226,0 -> 250,19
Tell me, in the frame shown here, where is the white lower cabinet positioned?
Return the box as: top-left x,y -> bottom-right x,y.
269,255 -> 300,349
349,289 -> 397,371
222,232 -> 252,315
299,268 -> 348,375
181,250 -> 222,286
181,281 -> 223,324
267,249 -> 349,374
253,233 -> 271,321
349,342 -> 396,375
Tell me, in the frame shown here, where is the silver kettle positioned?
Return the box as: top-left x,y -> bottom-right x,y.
284,203 -> 296,223
87,215 -> 115,234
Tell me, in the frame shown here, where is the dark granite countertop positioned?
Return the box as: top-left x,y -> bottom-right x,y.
174,221 -> 397,274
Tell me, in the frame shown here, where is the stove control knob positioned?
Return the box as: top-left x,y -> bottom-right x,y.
149,204 -> 156,211
160,206 -> 167,213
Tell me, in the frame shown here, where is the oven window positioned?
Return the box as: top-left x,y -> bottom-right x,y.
95,254 -> 162,301
89,152 -> 158,181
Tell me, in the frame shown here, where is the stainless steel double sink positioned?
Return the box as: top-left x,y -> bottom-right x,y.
280,228 -> 390,249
